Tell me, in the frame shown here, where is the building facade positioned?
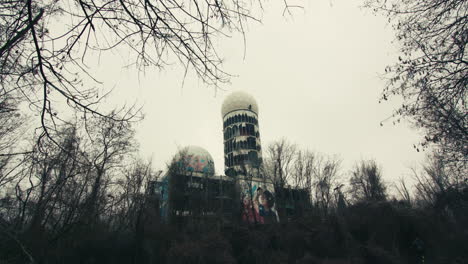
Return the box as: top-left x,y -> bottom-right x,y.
154,91 -> 302,225
222,91 -> 263,176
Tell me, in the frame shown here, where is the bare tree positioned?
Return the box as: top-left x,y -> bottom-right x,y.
265,141 -> 343,215
365,0 -> 467,162
292,150 -> 315,190
265,138 -> 297,190
0,95 -> 29,189
348,159 -> 387,203
289,149 -> 315,212
165,148 -> 193,225
0,0 -> 294,145
0,112 -> 139,262
312,154 -> 341,215
395,177 -> 412,205
4,125 -> 86,263
412,152 -> 467,207
78,114 -> 136,226
111,158 -> 158,230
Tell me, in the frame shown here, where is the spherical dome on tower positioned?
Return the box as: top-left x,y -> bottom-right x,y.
175,145 -> 215,175
221,91 -> 259,117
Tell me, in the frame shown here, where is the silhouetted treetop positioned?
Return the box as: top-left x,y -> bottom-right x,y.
365,0 -> 467,163
0,0 -> 292,146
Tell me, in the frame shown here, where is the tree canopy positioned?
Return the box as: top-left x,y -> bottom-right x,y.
365,0 -> 467,162
0,0 -> 290,147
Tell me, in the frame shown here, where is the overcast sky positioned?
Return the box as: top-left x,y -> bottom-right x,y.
94,0 -> 426,186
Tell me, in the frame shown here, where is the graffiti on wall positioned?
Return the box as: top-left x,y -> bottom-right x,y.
178,155 -> 214,174
239,180 -> 279,224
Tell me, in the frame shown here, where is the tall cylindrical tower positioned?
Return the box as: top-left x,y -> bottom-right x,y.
221,91 -> 262,176
222,92 -> 279,224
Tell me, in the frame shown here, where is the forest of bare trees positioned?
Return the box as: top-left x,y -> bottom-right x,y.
1,129 -> 467,263
1,0 -> 467,263
0,116 -> 162,263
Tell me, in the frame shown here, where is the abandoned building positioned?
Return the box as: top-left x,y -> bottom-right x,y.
151,91 -> 310,225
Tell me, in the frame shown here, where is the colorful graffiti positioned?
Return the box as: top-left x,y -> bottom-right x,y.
240,180 -> 279,224
178,155 -> 214,174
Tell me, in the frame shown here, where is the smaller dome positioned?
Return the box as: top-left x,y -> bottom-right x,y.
221,91 -> 259,117
175,145 -> 215,175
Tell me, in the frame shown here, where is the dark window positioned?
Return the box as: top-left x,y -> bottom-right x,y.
248,151 -> 258,164
247,137 -> 256,149
246,124 -> 254,136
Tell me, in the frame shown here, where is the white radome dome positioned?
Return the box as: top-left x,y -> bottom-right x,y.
221,91 -> 259,117
176,145 -> 215,175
